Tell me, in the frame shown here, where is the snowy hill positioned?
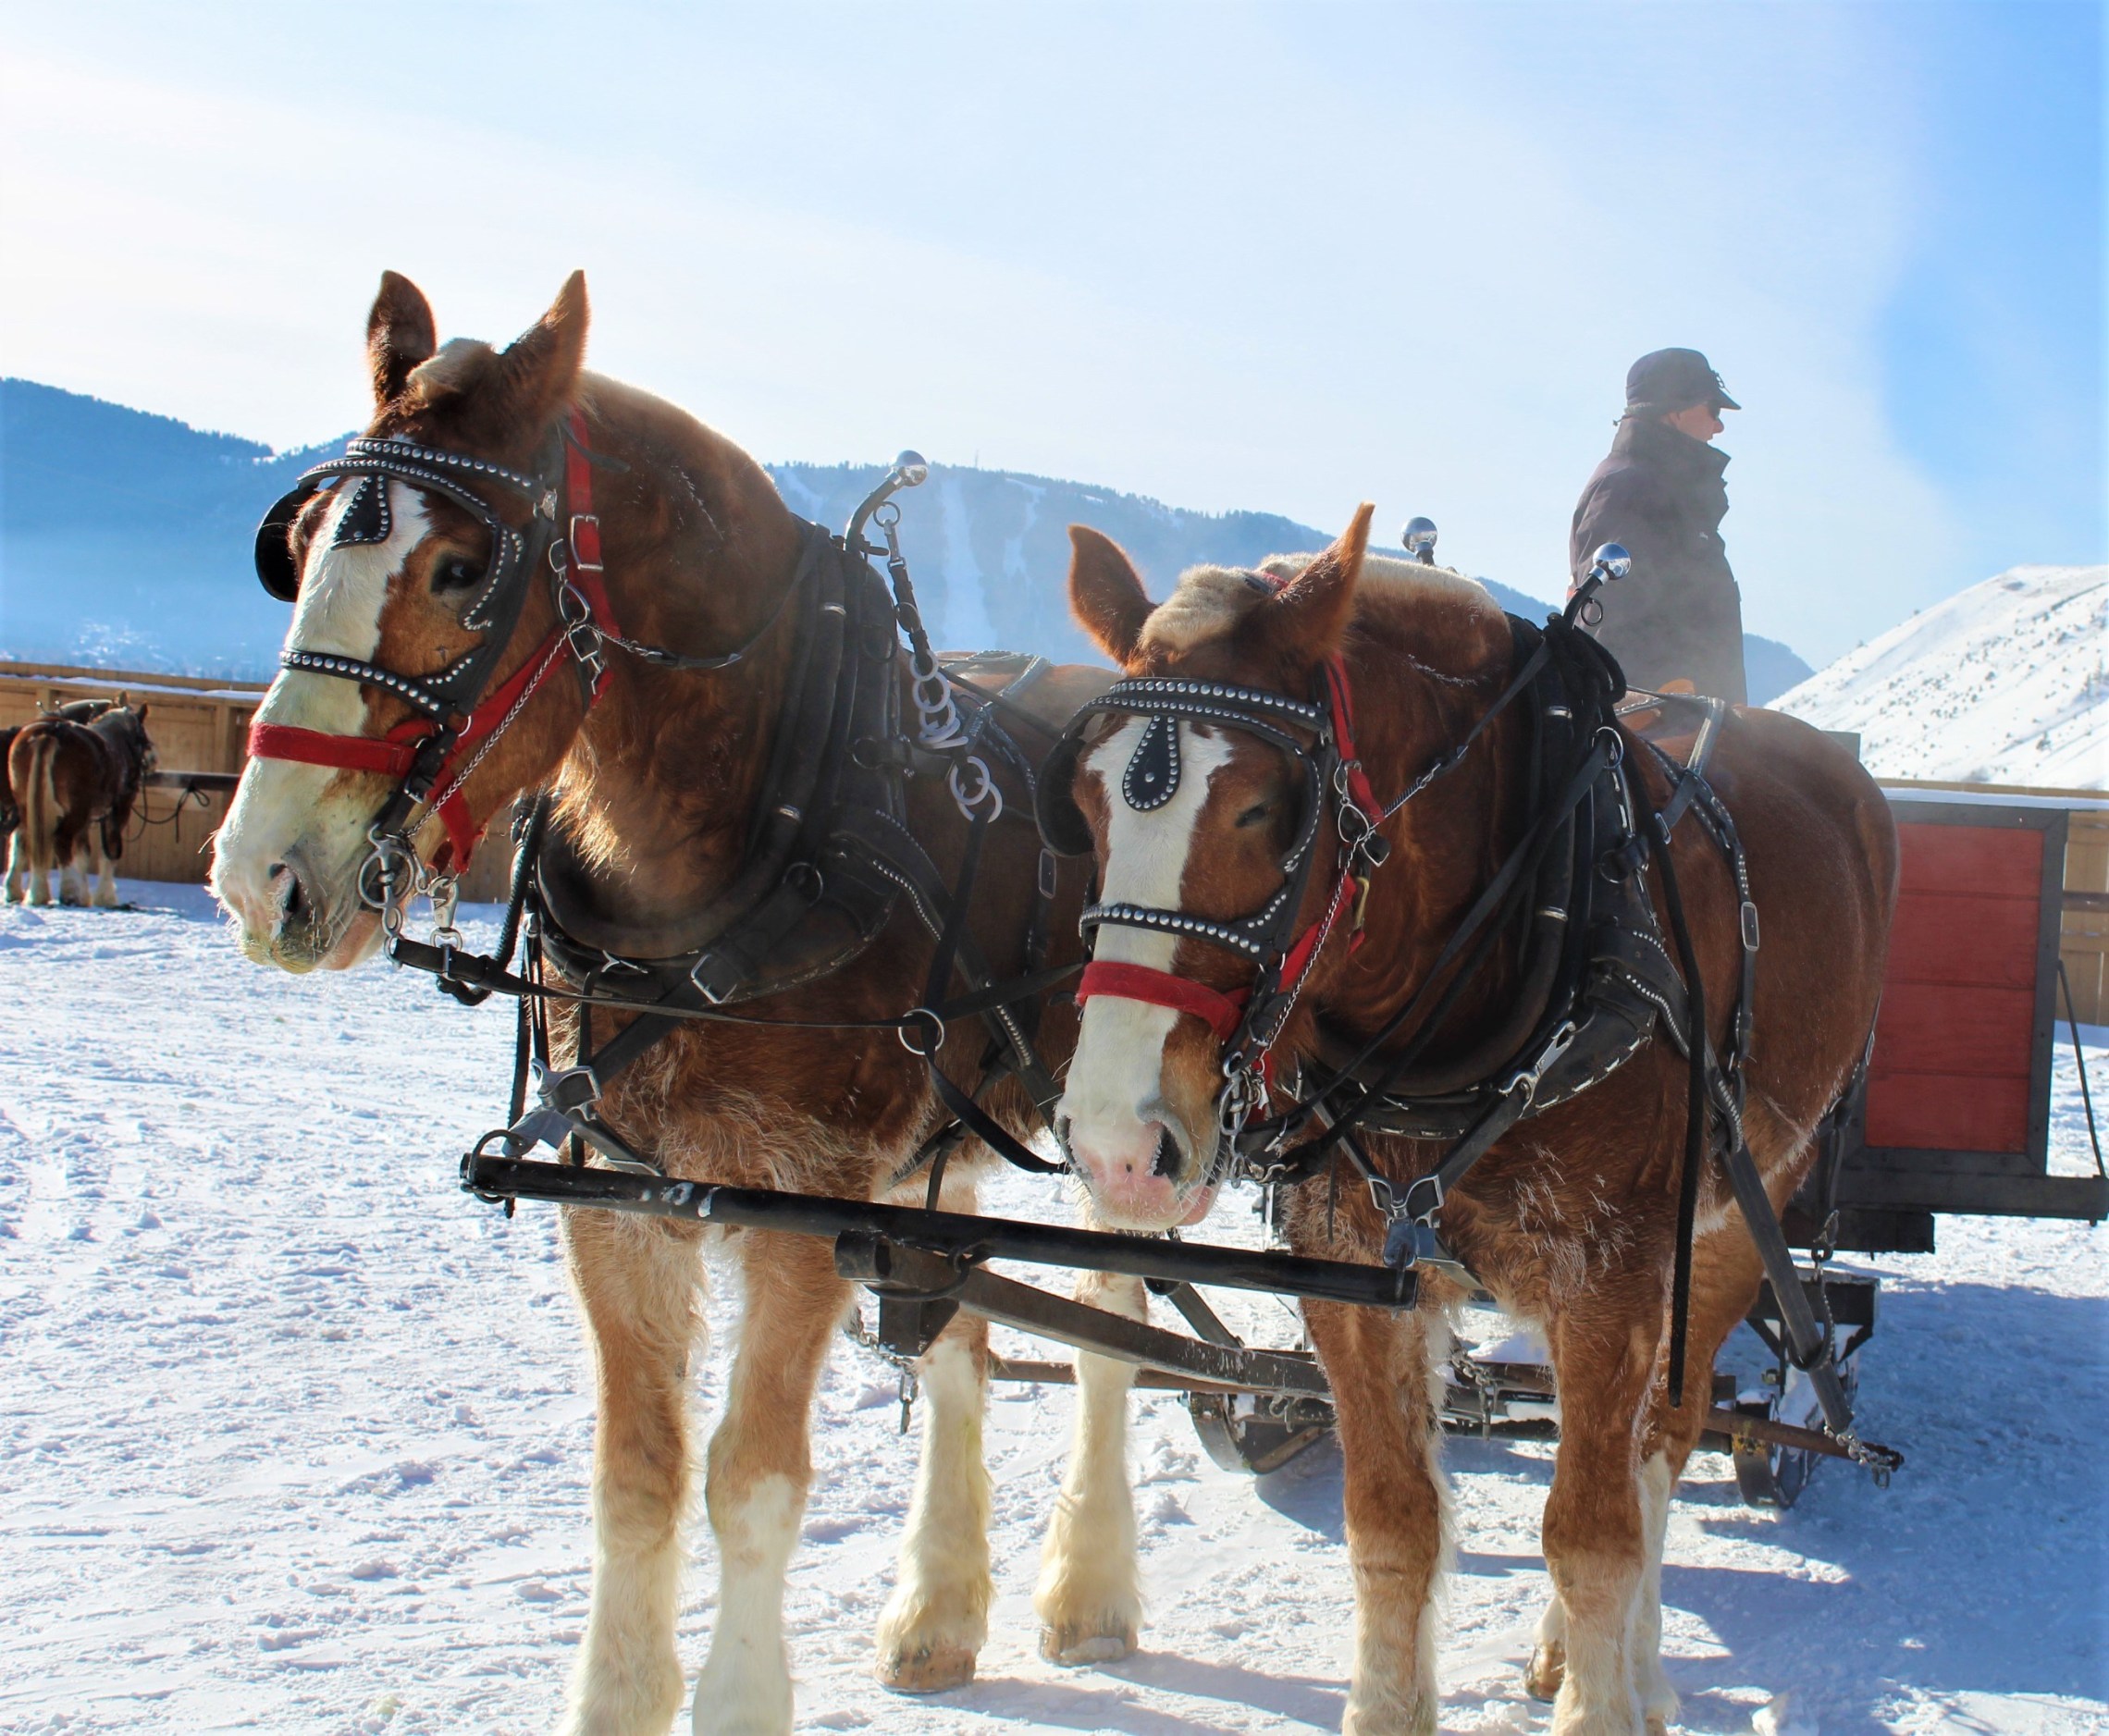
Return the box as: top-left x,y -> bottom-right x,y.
1775,564 -> 2108,788
2,380 -> 1812,694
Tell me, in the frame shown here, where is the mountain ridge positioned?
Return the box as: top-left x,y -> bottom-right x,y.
1775,563 -> 2107,788
0,378 -> 1809,697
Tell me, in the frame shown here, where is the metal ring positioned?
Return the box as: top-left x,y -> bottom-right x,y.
897,1006 -> 946,1057
947,757 -> 1003,822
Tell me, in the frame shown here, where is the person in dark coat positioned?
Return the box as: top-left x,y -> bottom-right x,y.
1569,347 -> 1747,704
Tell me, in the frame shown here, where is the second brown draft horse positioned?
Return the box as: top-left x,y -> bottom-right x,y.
1047,508 -> 1896,1735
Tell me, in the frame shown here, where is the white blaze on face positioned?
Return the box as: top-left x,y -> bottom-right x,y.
1060,718 -> 1234,1178
212,483 -> 429,950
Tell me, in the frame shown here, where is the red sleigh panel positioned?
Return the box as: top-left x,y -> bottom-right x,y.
1865,820 -> 2047,1155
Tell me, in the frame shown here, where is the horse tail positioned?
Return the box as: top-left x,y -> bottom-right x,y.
24,734 -> 57,873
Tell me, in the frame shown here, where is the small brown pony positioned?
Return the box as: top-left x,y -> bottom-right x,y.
6,700 -> 154,906
212,274 -> 1135,1734
1050,508 -> 1896,1736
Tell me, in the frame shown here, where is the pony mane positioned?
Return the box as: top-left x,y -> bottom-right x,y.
1137,549 -> 1504,658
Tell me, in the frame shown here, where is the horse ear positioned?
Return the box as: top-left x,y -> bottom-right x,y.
367,272 -> 437,406
1068,525 -> 1155,667
490,271 -> 589,429
1264,503 -> 1374,663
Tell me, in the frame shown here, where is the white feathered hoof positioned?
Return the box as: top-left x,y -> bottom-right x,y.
1525,1639 -> 1566,1703
1040,1618 -> 1137,1666
875,1639 -> 978,1693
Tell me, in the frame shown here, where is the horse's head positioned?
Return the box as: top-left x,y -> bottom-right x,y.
214,272 -> 593,972
101,704 -> 156,776
1048,505 -> 1375,1229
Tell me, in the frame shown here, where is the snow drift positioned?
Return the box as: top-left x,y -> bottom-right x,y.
1775,564 -> 2108,788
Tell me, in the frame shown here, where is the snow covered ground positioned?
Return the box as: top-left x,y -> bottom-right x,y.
3,884 -> 2104,1736
1774,566 -> 2107,789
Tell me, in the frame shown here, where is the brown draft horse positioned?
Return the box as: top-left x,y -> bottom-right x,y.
1052,507 -> 1897,1735
6,700 -> 154,906
210,273 -> 1136,1734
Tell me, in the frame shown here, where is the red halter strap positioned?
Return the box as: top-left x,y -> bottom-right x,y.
247,409 -> 613,868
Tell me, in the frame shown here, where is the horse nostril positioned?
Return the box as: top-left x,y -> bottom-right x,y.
278,867 -> 305,921
1152,1125 -> 1182,1179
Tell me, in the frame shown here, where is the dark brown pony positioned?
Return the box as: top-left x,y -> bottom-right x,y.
1053,507 -> 1896,1736
211,274 -> 1128,1734
6,701 -> 154,906
1,697 -> 111,847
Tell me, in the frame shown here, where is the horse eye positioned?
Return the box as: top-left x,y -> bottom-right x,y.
433,554 -> 481,594
1235,800 -> 1274,829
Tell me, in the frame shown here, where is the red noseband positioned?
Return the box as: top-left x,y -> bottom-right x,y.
1074,960 -> 1251,1043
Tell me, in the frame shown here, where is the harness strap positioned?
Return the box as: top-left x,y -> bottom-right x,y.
560,410 -> 621,701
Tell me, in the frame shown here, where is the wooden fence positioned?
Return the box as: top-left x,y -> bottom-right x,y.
5,661 -> 2104,1017
0,660 -> 509,901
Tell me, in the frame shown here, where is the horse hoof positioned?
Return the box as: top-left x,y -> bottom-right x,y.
1042,1624 -> 1136,1666
877,1644 -> 977,1693
1523,1641 -> 1565,1703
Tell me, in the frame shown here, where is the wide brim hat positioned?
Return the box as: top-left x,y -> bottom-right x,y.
1626,347 -> 1739,412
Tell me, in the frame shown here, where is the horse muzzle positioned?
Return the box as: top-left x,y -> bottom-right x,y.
1056,1106 -> 1221,1231
216,838 -> 376,973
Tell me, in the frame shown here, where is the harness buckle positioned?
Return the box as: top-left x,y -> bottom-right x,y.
1740,899 -> 1761,953
536,1063 -> 604,1114
568,514 -> 604,573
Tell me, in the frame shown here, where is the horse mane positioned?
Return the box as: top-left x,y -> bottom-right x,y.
1138,549 -> 1509,669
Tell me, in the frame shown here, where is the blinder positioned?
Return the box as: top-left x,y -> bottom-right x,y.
1033,720 -> 1094,857
254,478 -> 325,602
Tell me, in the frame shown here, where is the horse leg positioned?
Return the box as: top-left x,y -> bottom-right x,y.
1541,1276 -> 1664,1736
90,822 -> 118,911
57,819 -> 87,905
875,1174 -> 993,1692
90,825 -> 118,908
560,1207 -> 709,1736
694,1225 -> 849,1736
1305,1297 -> 1449,1736
1526,1594 -> 1569,1703
4,827 -> 23,902
1624,1220 -> 1771,1734
1033,1256 -> 1144,1664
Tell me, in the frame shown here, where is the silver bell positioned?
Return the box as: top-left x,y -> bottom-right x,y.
1401,516 -> 1438,564
892,449 -> 930,487
1591,542 -> 1631,580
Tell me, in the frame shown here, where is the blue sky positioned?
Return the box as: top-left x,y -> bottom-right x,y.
0,0 -> 2100,663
